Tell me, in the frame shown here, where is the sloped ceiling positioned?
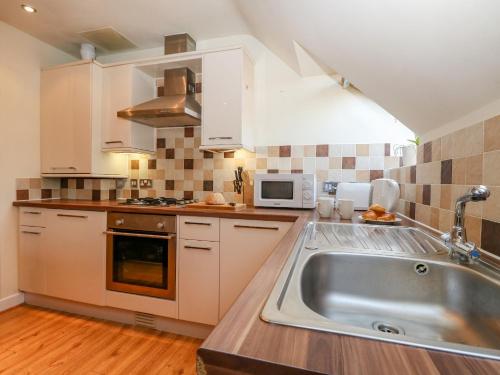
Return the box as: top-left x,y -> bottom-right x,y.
1,0 -> 500,135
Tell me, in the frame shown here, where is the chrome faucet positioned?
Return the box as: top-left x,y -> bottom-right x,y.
441,185 -> 490,263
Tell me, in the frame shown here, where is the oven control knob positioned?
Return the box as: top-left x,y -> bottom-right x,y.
157,222 -> 165,229
303,191 -> 312,200
115,219 -> 124,226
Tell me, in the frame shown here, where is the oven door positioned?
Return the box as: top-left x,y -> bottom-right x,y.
105,230 -> 176,300
254,174 -> 303,208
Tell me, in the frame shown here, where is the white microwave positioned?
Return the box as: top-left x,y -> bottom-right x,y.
253,173 -> 316,208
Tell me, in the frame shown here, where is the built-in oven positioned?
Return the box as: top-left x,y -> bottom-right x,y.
105,212 -> 176,300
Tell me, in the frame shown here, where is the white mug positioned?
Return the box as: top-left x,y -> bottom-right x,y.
337,199 -> 354,220
317,197 -> 335,218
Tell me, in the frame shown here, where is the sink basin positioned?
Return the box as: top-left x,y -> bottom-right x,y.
262,222 -> 500,359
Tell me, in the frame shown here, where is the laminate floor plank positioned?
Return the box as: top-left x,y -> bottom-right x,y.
0,305 -> 201,374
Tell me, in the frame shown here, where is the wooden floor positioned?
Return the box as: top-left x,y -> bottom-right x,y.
0,304 -> 202,374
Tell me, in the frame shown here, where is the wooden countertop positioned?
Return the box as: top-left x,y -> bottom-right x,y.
12,199 -> 300,222
198,212 -> 500,374
13,199 -> 499,373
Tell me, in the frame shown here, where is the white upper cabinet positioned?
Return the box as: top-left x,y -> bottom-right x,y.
200,48 -> 254,152
101,65 -> 156,153
41,61 -> 128,177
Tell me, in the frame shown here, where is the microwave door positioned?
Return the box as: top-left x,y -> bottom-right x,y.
259,179 -> 302,208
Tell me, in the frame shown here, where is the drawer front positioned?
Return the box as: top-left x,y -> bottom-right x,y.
19,207 -> 46,227
179,216 -> 219,241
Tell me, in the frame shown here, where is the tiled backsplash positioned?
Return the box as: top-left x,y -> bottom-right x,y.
387,115 -> 500,256
15,178 -> 60,200
119,127 -> 401,202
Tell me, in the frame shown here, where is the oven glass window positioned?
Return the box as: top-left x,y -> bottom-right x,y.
261,181 -> 294,200
112,234 -> 168,289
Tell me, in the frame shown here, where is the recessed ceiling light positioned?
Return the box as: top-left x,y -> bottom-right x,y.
21,4 -> 37,13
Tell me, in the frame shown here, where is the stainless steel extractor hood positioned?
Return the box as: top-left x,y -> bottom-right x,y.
117,67 -> 201,128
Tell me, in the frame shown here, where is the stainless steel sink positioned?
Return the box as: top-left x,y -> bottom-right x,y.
261,222 -> 500,359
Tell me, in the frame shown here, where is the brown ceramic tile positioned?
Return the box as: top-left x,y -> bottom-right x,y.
92,190 -> 101,201
422,185 -> 431,205
109,190 -> 117,200
369,170 -> 383,181
224,151 -> 235,159
157,138 -> 166,148
16,190 -> 29,200
441,159 -> 452,184
76,179 -> 84,189
183,191 -> 194,200
291,169 -> 303,174
484,115 -> 500,152
481,219 -> 500,256
409,202 -> 416,219
184,127 -> 194,137
452,157 -> 466,184
410,165 -> 416,183
61,178 -> 68,188
157,86 -> 164,96
131,190 -> 139,199
342,157 -> 356,169
316,144 -> 329,157
165,180 -> 174,190
279,145 -> 291,157
165,149 -> 175,159
184,159 -> 194,169
203,151 -> 213,159
465,154 -> 483,185
203,180 -> 213,191
423,142 -> 432,163
195,82 -> 202,93
148,159 -> 157,169
41,189 -> 52,199
267,169 -> 279,174
131,160 -> 140,169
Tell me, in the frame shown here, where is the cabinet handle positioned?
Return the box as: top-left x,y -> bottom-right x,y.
103,231 -> 175,240
51,167 -> 77,170
184,245 -> 212,251
23,211 -> 41,215
208,137 -> 233,140
184,221 -> 211,226
105,141 -> 124,144
234,224 -> 280,231
21,231 -> 41,235
57,213 -> 88,219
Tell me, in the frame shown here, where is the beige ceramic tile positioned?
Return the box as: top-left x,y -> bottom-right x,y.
451,122 -> 483,158
440,185 -> 451,210
356,144 -> 369,156
484,150 -> 500,186
483,186 -> 500,222
430,185 -> 441,208
405,183 -> 416,202
431,138 -> 441,162
484,115 -> 500,152
416,161 -> 440,184
291,158 -> 303,170
267,146 -> 279,157
415,204 -> 431,226
304,145 -> 316,157
440,134 -> 453,160
29,178 -> 41,189
465,215 -> 482,246
452,157 -> 466,184
417,144 -> 424,164
256,158 -> 267,170
356,170 -> 370,182
439,209 -> 454,232
329,157 -> 342,169
430,207 -> 440,229
16,178 -> 29,190
451,185 -> 483,217
416,184 -> 423,204
465,154 -> 483,185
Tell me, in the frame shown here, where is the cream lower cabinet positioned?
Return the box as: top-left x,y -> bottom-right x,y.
178,239 -> 220,325
19,226 -> 47,294
219,219 -> 292,318
43,210 -> 106,305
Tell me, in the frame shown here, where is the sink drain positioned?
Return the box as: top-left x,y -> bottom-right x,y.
372,322 -> 405,335
414,262 -> 429,275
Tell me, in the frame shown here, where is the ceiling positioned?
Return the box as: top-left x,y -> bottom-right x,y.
2,0 -> 500,135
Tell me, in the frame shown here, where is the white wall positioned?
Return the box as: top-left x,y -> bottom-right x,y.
0,21 -> 74,299
98,34 -> 414,146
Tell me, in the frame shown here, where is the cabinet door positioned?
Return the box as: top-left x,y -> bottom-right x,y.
179,239 -> 219,325
219,219 -> 292,318
41,63 -> 92,174
201,49 -> 242,147
101,65 -> 156,153
18,226 -> 46,294
45,210 -> 106,305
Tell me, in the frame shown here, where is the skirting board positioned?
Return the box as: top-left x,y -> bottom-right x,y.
24,293 -> 213,339
0,292 -> 25,312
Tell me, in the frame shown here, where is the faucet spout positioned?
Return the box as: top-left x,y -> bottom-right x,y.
443,185 -> 490,263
